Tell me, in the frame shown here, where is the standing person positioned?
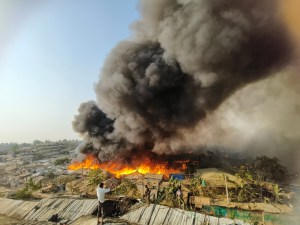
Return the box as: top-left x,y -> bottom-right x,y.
176,186 -> 184,209
96,182 -> 113,225
143,185 -> 151,206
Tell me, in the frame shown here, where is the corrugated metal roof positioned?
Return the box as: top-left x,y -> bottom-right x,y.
0,197 -> 98,223
121,203 -> 251,225
24,198 -> 98,222
0,198 -> 38,219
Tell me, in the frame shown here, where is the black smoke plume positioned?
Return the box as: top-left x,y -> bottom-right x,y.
73,0 -> 292,161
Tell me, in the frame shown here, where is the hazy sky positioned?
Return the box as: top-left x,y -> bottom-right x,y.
0,0 -> 139,143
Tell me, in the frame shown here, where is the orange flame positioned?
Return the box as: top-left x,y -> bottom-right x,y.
68,155 -> 187,178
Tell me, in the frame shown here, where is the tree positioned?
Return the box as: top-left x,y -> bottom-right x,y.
10,144 -> 19,156
253,156 -> 287,183
10,144 -> 19,151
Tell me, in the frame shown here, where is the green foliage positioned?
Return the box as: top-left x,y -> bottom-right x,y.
54,157 -> 70,166
235,166 -> 254,181
55,175 -> 76,185
163,177 -> 182,207
10,144 -> 19,152
113,179 -> 139,197
46,171 -> 55,179
26,178 -> 41,191
236,168 -> 266,203
189,174 -> 202,196
87,169 -> 104,186
14,178 -> 41,200
156,187 -> 166,204
14,188 -> 32,200
227,210 -> 237,219
234,161 -> 289,203
236,156 -> 287,184
166,177 -> 181,194
272,184 -> 285,203
10,144 -> 20,156
156,177 -> 184,205
253,156 -> 287,183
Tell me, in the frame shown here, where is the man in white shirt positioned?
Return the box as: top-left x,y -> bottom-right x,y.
96,182 -> 112,225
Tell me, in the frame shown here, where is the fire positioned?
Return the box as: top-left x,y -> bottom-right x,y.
281,0 -> 300,40
68,155 -> 187,178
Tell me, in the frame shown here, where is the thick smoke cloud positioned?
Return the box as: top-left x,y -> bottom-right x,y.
184,70 -> 300,171
96,41 -> 205,143
73,101 -> 114,138
73,0 -> 293,161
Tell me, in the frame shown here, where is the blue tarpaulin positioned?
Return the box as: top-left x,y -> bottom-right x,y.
170,174 -> 185,180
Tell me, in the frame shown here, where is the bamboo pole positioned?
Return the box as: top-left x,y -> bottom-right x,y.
143,175 -> 145,197
224,174 -> 229,204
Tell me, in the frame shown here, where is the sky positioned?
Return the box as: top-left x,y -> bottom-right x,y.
0,0 -> 139,143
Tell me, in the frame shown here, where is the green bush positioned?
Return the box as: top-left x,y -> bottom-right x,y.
54,157 -> 70,166
14,178 -> 42,200
26,178 -> 41,191
14,188 -> 32,200
46,171 -> 55,179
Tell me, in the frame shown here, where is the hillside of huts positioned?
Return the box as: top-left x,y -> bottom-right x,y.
0,159 -> 299,225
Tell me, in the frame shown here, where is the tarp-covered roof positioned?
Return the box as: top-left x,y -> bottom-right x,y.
195,168 -> 243,188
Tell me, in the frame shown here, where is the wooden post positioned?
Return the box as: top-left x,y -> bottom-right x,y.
224,174 -> 229,204
142,174 -> 145,197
